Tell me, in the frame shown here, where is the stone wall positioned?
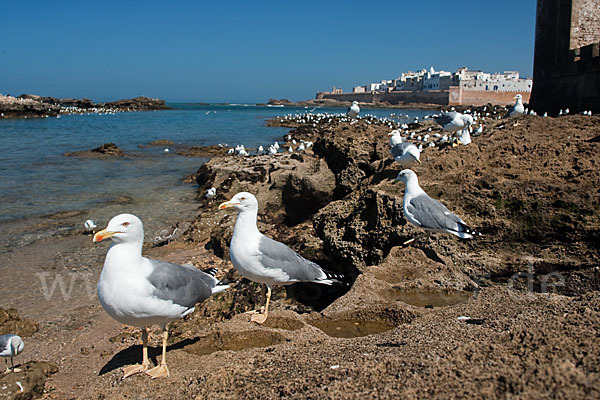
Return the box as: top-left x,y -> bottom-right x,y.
449,87 -> 531,106
570,0 -> 600,49
530,0 -> 600,114
319,91 -> 450,105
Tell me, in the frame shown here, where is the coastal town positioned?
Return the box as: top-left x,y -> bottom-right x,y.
317,66 -> 533,106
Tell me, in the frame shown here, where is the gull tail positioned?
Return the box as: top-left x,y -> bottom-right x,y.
321,270 -> 349,286
202,268 -> 231,294
457,223 -> 483,239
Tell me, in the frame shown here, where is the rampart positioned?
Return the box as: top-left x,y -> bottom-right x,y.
530,0 -> 600,113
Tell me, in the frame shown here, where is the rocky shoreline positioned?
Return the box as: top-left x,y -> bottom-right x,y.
0,94 -> 170,119
2,110 -> 599,399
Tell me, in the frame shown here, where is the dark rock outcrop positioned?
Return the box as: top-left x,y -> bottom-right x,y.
65,143 -> 124,158
102,96 -> 170,110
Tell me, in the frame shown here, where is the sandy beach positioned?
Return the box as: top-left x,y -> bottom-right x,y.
0,111 -> 599,399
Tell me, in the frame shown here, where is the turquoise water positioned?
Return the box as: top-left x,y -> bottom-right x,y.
0,104 -> 432,225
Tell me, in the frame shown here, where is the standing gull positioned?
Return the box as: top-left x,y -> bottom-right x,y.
219,192 -> 345,324
505,94 -> 525,118
93,214 -> 228,379
0,334 -> 24,373
395,170 -> 481,243
347,101 -> 360,119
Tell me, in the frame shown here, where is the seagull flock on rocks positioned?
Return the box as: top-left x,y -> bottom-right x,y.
59,94 -> 595,381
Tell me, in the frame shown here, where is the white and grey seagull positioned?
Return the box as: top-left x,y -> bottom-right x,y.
395,170 -> 481,244
93,214 -> 229,379
0,334 -> 24,373
389,139 -> 421,167
433,111 -> 473,133
505,94 -> 525,118
219,192 -> 345,324
347,101 -> 360,119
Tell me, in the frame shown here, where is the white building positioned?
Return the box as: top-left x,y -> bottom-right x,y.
456,68 -> 532,92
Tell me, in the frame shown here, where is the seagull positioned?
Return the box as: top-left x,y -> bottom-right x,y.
205,187 -> 217,199
84,219 -> 97,233
506,94 -> 525,118
390,141 -> 421,167
0,334 -> 24,373
457,128 -> 472,145
219,193 -> 345,324
433,111 -> 473,133
395,170 -> 481,244
388,130 -> 405,146
93,214 -> 229,379
347,101 -> 360,119
473,124 -> 483,136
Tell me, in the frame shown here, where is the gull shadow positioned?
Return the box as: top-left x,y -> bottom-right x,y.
99,337 -> 198,376
419,246 -> 446,265
285,281 -> 352,312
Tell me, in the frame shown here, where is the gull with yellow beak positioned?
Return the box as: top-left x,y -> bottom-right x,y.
93,213 -> 228,379
219,192 -> 345,324
505,94 -> 525,118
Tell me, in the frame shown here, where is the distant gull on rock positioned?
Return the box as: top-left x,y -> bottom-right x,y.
84,219 -> 97,233
0,334 -> 24,373
205,187 -> 217,199
388,130 -> 405,146
395,170 -> 481,244
347,101 -> 360,119
457,128 -> 472,145
505,94 -> 525,118
94,214 -> 229,379
219,193 -> 345,324
390,140 -> 421,167
433,111 -> 473,133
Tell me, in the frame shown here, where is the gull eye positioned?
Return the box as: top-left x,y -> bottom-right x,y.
122,222 -> 130,227
240,197 -> 246,201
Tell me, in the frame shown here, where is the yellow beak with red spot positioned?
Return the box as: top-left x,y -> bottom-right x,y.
93,229 -> 119,242
218,200 -> 239,210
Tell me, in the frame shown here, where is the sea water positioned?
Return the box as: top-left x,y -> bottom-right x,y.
0,104 -> 432,248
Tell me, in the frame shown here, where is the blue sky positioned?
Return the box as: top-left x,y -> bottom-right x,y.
0,1 -> 536,103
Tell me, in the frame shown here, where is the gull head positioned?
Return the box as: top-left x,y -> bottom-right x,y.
394,169 -> 418,184
352,101 -> 358,106
219,192 -> 258,212
514,94 -> 522,101
93,213 -> 144,244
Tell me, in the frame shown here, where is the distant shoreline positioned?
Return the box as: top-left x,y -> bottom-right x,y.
0,94 -> 170,119
265,97 -> 444,110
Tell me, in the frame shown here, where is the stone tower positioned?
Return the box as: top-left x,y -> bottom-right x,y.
530,0 -> 600,114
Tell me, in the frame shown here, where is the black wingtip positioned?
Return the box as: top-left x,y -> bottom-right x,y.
324,270 -> 350,285
202,267 -> 218,277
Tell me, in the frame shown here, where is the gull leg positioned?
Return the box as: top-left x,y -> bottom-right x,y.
251,285 -> 271,324
244,284 -> 265,315
122,327 -> 150,379
10,357 -> 20,373
146,327 -> 170,379
403,232 -> 427,246
4,358 -> 14,374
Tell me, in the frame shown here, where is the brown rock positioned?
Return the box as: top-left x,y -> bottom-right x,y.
0,308 -> 39,337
